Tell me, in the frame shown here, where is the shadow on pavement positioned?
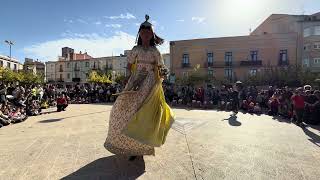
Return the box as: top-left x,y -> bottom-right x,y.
38,111 -> 106,123
61,155 -> 145,180
223,114 -> 241,126
61,111 -> 107,119
39,118 -> 63,123
272,116 -> 291,124
302,127 -> 320,147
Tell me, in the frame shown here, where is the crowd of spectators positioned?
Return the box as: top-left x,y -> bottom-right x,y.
0,83 -> 124,128
164,84 -> 320,126
1,81 -> 319,128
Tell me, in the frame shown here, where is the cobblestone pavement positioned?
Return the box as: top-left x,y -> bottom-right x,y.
0,104 -> 319,180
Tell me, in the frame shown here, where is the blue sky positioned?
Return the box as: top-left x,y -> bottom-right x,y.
0,0 -> 319,62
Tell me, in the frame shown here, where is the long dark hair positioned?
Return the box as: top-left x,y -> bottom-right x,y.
136,26 -> 164,46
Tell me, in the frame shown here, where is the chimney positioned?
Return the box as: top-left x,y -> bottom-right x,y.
80,51 -> 82,54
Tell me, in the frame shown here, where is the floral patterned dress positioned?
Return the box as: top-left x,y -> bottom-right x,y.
104,45 -> 164,156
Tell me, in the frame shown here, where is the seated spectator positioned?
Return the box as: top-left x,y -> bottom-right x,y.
56,93 -> 68,112
0,104 -> 11,126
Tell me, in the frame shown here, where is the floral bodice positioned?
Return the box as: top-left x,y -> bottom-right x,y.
127,45 -> 164,72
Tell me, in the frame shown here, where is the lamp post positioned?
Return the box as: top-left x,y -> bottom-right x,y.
4,40 -> 14,60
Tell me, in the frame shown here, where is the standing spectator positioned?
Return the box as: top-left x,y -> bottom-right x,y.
291,88 -> 305,127
305,90 -> 320,125
231,87 -> 239,112
0,84 -> 7,105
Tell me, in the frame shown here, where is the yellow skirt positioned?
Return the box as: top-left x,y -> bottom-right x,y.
122,81 -> 175,147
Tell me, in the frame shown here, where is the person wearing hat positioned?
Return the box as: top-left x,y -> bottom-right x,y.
104,15 -> 174,161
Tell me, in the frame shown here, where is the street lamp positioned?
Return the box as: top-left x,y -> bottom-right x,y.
4,40 -> 14,60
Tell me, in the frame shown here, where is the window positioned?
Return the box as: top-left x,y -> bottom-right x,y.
182,71 -> 189,77
304,44 -> 310,51
303,59 -> 310,67
14,64 -> 17,70
249,69 -> 257,76
67,73 -> 70,79
304,28 -> 311,37
207,52 -> 213,63
224,69 -> 233,78
314,58 -> 320,64
85,62 -> 89,67
279,50 -> 288,62
51,64 -> 54,67
208,69 -> 214,76
250,51 -> 258,61
67,63 -> 70,68
225,52 -> 232,62
59,64 -> 63,71
7,62 -> 11,68
182,54 -> 189,64
314,42 -> 320,49
0,60 -> 3,67
59,74 -> 63,80
315,26 -> 320,35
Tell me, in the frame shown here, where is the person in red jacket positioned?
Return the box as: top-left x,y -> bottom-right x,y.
291,88 -> 305,127
56,93 -> 68,112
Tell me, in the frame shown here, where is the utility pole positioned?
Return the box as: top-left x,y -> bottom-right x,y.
4,40 -> 14,60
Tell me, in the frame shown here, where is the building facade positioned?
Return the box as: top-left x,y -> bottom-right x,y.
0,55 -> 23,71
251,12 -> 320,73
23,58 -> 45,75
171,33 -> 297,81
45,48 -> 128,83
162,53 -> 171,72
170,12 -> 320,82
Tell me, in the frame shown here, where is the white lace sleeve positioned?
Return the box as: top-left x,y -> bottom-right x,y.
127,46 -> 138,64
154,48 -> 164,66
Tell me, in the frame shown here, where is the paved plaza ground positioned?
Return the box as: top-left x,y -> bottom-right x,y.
0,104 -> 319,180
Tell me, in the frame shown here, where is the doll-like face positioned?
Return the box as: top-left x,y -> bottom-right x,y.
139,27 -> 153,44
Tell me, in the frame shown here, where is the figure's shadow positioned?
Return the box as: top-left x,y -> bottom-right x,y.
302,126 -> 320,147
39,118 -> 63,123
61,155 -> 145,180
223,113 -> 242,126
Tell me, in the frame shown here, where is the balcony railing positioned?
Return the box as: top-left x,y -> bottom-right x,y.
72,78 -> 81,82
240,60 -> 262,66
181,63 -> 191,68
278,60 -> 289,66
92,66 -> 99,70
59,69 -> 63,72
225,61 -> 233,66
203,61 -> 236,68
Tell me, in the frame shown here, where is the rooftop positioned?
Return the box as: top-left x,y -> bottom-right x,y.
0,54 -> 22,64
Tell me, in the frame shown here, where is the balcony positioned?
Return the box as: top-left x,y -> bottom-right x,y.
74,67 -> 80,71
207,62 -> 214,67
278,60 -> 289,66
181,63 -> 191,68
240,60 -> 262,66
203,61 -> 236,68
92,66 -> 99,70
72,78 -> 81,82
225,61 -> 233,66
59,69 -> 63,72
